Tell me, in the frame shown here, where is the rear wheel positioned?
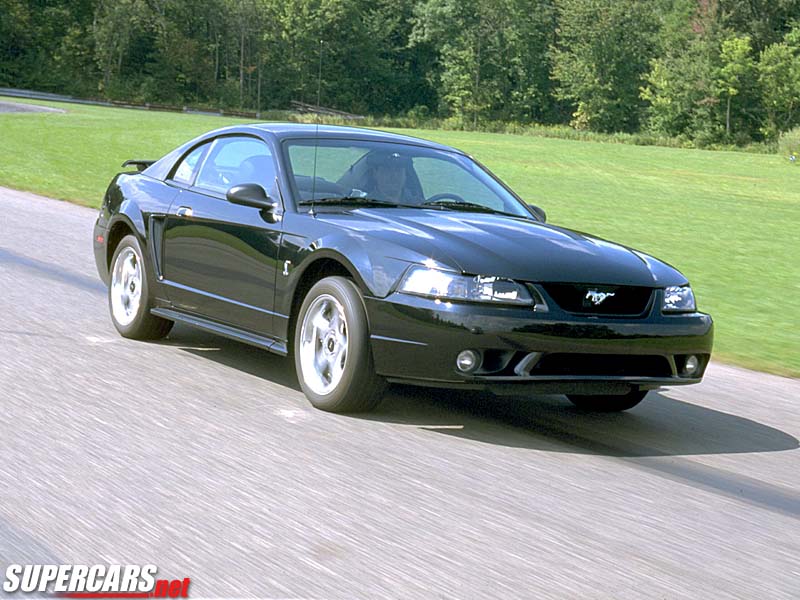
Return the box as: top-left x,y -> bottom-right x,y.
294,276 -> 385,413
567,390 -> 648,412
108,234 -> 173,340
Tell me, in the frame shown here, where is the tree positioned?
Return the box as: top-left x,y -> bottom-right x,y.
641,0 -> 726,143
0,0 -> 96,94
1,0 -> 798,142
551,0 -> 658,133
93,0 -> 148,95
411,0 -> 556,126
361,0 -> 438,115
718,0 -> 800,52
715,35 -> 756,136
758,25 -> 800,138
0,0 -> 35,87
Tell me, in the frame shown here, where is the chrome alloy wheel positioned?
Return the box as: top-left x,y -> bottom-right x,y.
299,294 -> 349,396
110,246 -> 143,327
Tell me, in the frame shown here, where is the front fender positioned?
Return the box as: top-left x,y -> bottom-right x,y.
275,226 -> 430,324
278,228 -> 411,304
274,212 -> 461,343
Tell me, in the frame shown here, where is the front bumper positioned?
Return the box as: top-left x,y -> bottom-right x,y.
365,292 -> 713,395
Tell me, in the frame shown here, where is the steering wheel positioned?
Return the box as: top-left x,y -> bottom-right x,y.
425,192 -> 466,204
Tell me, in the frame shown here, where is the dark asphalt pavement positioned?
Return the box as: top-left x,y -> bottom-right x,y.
1,187 -> 799,599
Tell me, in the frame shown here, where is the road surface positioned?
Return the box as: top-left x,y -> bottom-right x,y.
1,187 -> 798,599
0,101 -> 64,114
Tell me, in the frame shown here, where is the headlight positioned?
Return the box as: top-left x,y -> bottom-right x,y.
398,266 -> 545,308
662,285 -> 696,312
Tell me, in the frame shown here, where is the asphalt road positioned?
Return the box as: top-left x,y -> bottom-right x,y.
1,186 -> 799,599
0,101 -> 64,114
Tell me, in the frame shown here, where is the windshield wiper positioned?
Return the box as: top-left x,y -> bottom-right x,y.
298,196 -> 401,207
421,199 -> 523,218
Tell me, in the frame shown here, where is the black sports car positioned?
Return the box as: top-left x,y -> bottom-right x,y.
93,124 -> 713,413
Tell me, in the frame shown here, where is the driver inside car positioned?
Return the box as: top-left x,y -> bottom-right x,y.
363,151 -> 418,203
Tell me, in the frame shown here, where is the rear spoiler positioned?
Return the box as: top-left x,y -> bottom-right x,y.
121,159 -> 155,172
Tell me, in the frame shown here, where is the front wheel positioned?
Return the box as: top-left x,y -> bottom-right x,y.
567,390 -> 648,412
294,276 -> 385,413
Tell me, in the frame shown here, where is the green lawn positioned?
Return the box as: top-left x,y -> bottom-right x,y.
1,96 -> 798,377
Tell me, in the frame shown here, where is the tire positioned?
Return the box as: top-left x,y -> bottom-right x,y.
294,276 -> 385,413
108,234 -> 173,340
567,389 -> 648,412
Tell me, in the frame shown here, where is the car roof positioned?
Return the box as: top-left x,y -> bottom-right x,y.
243,123 -> 462,154
143,123 -> 464,181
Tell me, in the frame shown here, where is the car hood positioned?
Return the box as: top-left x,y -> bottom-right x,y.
314,208 -> 687,286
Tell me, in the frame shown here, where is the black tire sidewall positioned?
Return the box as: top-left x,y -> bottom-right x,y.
293,276 -> 380,412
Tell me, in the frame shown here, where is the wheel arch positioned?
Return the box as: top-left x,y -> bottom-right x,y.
105,216 -> 140,269
285,252 -> 370,345
288,255 -> 387,412
105,210 -> 160,296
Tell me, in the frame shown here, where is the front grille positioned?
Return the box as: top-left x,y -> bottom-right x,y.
532,354 -> 672,377
542,283 -> 654,316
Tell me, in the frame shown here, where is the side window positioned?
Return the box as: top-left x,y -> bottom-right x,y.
194,137 -> 276,194
171,143 -> 208,185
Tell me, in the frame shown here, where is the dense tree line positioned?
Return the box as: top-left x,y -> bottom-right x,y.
2,0 -> 799,144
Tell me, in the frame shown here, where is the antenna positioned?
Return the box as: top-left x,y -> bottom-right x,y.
309,39 -> 323,217
316,38 -> 323,109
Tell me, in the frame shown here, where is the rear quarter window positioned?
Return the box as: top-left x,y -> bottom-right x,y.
171,144 -> 208,185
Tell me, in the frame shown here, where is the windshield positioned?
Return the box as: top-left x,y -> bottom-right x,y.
283,138 -> 533,218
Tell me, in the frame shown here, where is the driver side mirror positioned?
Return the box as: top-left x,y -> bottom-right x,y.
530,205 -> 546,222
226,183 -> 279,221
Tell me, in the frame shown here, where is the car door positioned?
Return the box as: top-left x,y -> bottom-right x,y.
160,135 -> 283,337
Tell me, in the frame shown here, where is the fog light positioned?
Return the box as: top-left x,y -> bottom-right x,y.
456,350 -> 480,373
683,354 -> 700,376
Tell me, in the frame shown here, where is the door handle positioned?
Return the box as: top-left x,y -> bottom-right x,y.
176,206 -> 193,218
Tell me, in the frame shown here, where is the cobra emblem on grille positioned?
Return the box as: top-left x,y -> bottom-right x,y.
585,290 -> 616,305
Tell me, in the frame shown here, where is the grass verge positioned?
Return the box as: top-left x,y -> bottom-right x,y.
1,96 -> 797,377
